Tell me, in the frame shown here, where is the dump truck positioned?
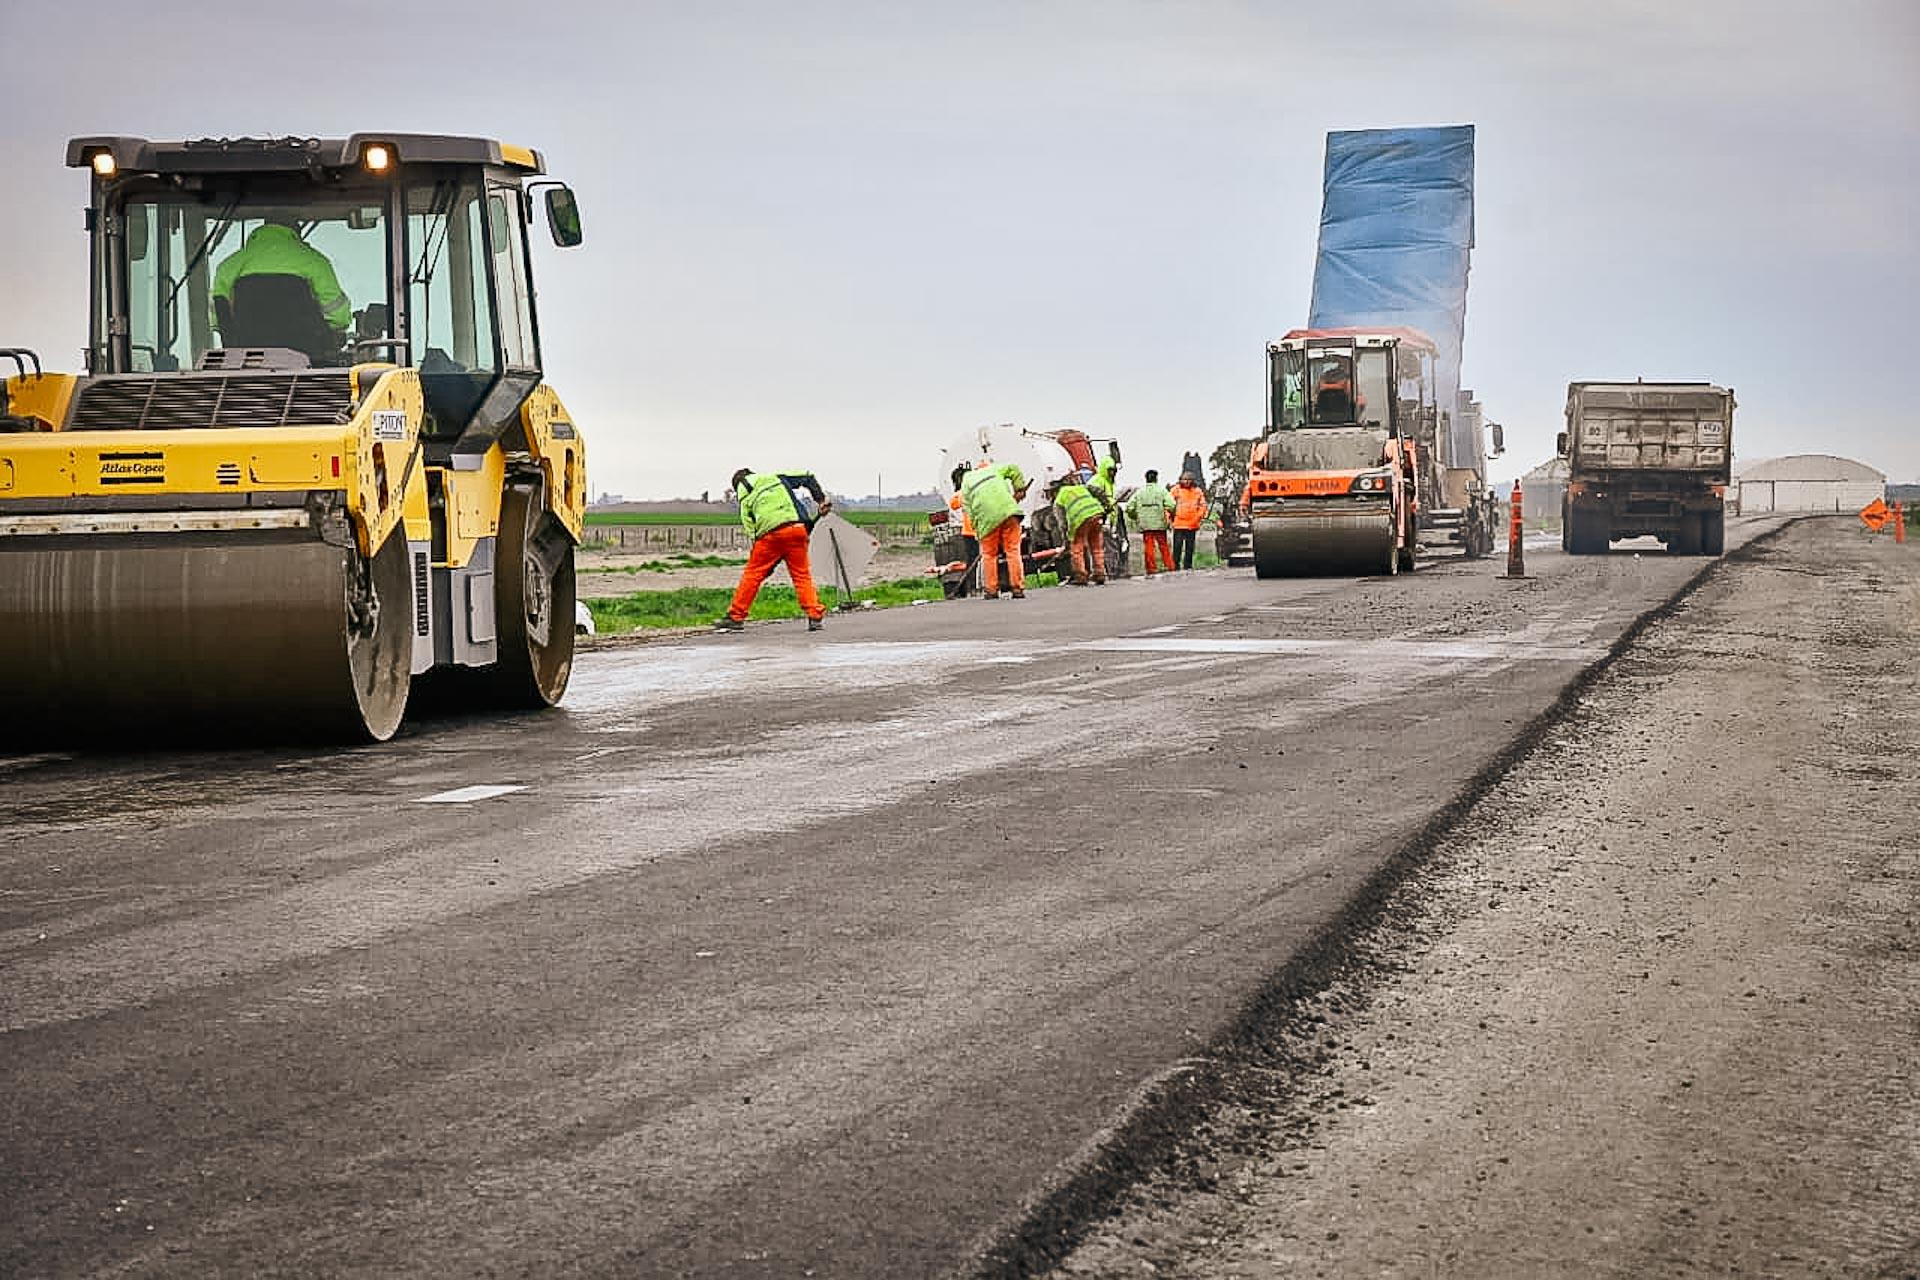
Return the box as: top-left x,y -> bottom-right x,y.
0,133 -> 588,743
1246,126 -> 1500,576
1559,380 -> 1733,555
929,424 -> 1127,594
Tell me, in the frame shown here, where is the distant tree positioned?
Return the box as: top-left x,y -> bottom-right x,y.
1208,436 -> 1256,515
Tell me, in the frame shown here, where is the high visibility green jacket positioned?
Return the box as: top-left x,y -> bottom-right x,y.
1126,481 -> 1174,531
212,225 -> 353,332
1056,478 -> 1110,535
960,463 -> 1026,535
1097,457 -> 1118,498
736,471 -> 824,539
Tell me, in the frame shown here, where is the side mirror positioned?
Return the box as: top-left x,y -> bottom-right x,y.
545,186 -> 583,248
1556,431 -> 1569,456
347,205 -> 383,231
1107,440 -> 1121,464
1489,422 -> 1505,456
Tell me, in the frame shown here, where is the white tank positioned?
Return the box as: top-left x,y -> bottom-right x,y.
937,424 -> 1087,518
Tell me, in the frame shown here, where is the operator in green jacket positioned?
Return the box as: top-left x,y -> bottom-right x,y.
1126,468 -> 1176,575
1054,468 -> 1114,585
211,215 -> 353,349
960,462 -> 1030,598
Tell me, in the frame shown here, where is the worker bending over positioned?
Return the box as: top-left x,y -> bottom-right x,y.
1126,468 -> 1175,574
1169,471 -> 1210,570
1055,468 -> 1113,585
960,462 -> 1031,599
716,468 -> 831,632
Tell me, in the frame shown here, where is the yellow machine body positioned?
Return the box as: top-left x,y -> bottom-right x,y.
0,133 -> 589,743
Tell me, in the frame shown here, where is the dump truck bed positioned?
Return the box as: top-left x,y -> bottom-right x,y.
1566,383 -> 1733,482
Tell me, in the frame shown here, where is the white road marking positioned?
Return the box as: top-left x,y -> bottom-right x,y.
416,785 -> 528,804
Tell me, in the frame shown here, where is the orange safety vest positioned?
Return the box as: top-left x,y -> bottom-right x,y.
949,492 -> 974,537
1170,484 -> 1210,530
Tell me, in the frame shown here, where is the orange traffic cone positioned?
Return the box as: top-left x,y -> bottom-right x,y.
1504,482 -> 1525,578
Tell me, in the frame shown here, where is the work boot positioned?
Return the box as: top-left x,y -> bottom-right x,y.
1009,589 -> 1026,599
1069,576 -> 1090,586
982,591 -> 1000,600
807,615 -> 825,632
713,617 -> 745,632
1092,575 -> 1107,585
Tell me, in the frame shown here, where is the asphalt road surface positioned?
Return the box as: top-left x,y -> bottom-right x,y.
0,520 -> 1791,1277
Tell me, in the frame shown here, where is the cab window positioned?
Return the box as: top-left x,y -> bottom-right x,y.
1272,347 -> 1307,429
1354,349 -> 1390,430
407,178 -> 497,376
114,188 -> 390,371
488,187 -> 538,370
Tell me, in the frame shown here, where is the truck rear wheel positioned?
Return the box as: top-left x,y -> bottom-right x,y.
1670,516 -> 1701,556
1566,503 -> 1607,555
1701,509 -> 1726,556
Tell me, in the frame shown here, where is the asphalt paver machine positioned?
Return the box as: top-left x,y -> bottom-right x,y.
0,133 -> 589,742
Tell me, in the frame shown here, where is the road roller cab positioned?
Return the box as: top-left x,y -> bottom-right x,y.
0,134 -> 589,743
1245,328 -> 1436,578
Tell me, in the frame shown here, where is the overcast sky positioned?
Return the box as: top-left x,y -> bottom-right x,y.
3,0 -> 1914,496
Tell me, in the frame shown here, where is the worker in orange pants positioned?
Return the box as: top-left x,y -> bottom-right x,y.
961,462 -> 1031,597
1055,470 -> 1112,584
717,469 -> 829,631
1126,468 -> 1175,574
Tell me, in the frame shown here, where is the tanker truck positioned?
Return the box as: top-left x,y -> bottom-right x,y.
928,424 -> 1128,596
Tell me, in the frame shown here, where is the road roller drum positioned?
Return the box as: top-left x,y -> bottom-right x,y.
1250,508 -> 1398,578
0,528 -> 413,743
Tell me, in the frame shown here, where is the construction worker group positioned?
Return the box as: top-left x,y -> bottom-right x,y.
716,458 -> 1213,633
957,459 -> 1212,591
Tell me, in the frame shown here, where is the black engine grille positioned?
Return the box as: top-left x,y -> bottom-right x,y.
67,372 -> 355,431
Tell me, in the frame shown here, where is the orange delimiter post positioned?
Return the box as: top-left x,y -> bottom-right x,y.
1506,481 -> 1525,577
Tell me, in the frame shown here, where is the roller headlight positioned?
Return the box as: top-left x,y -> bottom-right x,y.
1349,470 -> 1393,494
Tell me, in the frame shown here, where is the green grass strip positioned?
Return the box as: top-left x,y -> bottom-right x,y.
585,572 -> 1062,634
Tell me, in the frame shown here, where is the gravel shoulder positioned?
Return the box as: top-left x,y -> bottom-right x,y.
1051,520 -> 1920,1278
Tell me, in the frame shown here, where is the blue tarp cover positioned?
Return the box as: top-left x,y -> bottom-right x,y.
1307,125 -> 1475,459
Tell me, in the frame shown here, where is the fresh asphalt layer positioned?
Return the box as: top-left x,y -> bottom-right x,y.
0,521 -> 1785,1277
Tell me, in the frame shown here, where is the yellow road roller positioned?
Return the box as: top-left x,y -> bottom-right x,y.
0,133 -> 588,743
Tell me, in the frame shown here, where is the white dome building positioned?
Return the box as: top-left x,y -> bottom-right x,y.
1733,455 -> 1886,515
